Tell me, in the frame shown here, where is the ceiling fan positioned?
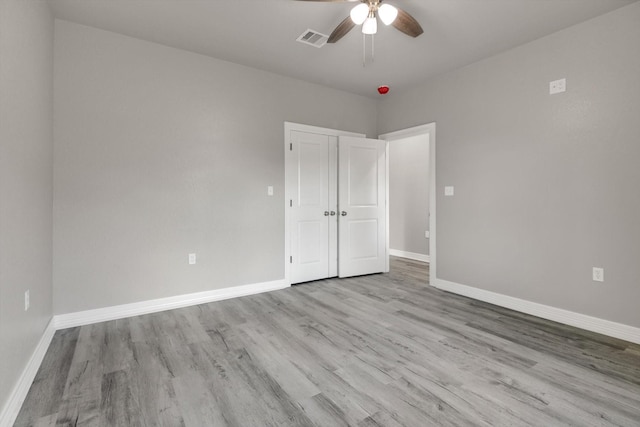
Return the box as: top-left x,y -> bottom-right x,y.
296,0 -> 423,43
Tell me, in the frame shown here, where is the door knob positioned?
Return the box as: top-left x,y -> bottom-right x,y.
324,211 -> 330,216
341,211 -> 347,216
330,211 -> 336,216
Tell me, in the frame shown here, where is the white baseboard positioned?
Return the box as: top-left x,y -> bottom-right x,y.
389,249 -> 430,263
0,319 -> 56,427
432,278 -> 640,345
54,279 -> 288,329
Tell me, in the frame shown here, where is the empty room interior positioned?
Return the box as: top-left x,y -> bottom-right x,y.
1,0 -> 640,425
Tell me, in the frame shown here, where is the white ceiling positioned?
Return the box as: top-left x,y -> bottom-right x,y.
49,0 -> 637,98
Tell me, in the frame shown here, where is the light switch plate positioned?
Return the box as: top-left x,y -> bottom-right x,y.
189,253 -> 196,265
444,186 -> 454,196
550,78 -> 566,94
267,186 -> 274,196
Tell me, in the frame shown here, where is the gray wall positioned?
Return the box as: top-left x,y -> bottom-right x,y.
378,3 -> 640,328
53,20 -> 378,314
389,134 -> 430,256
0,0 -> 53,412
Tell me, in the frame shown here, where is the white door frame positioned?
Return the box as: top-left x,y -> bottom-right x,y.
379,123 -> 436,283
284,122 -> 365,286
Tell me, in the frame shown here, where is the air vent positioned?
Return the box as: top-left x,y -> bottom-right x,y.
296,29 -> 329,48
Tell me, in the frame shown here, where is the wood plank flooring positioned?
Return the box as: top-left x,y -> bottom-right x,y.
14,257 -> 640,426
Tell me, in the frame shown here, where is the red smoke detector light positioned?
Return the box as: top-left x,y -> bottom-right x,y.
377,85 -> 390,95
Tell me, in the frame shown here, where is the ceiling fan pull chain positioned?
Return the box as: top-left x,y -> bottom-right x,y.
362,33 -> 366,67
372,34 -> 375,62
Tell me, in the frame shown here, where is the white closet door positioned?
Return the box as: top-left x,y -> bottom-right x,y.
290,131 -> 331,283
338,136 -> 387,278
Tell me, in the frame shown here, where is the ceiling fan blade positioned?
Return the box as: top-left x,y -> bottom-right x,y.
392,8 -> 424,38
328,16 -> 356,43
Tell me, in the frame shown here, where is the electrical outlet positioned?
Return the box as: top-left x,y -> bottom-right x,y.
444,186 -> 454,196
24,290 -> 30,311
189,253 -> 196,265
592,267 -> 604,282
424,230 -> 430,239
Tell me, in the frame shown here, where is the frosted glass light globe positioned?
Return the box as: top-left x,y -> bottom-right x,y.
350,3 -> 369,25
362,16 -> 378,35
378,4 -> 398,25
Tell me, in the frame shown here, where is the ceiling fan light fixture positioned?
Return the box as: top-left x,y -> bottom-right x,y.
362,16 -> 377,35
350,3 -> 369,25
378,4 -> 398,26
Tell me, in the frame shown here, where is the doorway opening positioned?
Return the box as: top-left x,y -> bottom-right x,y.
379,123 -> 436,285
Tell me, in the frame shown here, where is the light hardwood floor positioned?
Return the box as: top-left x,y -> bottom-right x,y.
14,257 -> 640,426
